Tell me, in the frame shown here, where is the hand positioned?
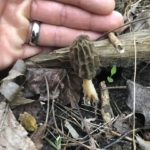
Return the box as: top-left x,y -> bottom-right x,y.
0,0 -> 124,70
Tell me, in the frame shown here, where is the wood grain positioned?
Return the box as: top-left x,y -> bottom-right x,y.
26,30 -> 150,68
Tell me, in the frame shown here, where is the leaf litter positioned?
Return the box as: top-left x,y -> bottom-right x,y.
0,1 -> 150,150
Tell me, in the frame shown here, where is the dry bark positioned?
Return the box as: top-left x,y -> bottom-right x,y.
26,30 -> 150,68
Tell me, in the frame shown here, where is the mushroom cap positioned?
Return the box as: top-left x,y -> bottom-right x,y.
70,35 -> 100,79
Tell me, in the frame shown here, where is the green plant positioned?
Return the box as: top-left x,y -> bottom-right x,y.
107,65 -> 117,83
45,136 -> 62,150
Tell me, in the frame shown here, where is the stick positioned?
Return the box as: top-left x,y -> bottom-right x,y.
100,81 -> 114,125
26,30 -> 150,68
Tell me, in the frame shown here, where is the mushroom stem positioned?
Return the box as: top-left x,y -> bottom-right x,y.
82,79 -> 99,103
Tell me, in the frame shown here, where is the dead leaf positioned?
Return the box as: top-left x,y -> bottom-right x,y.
0,101 -> 37,150
64,120 -> 79,139
24,68 -> 81,107
113,114 -> 131,134
10,94 -> 35,108
132,11 -> 150,31
0,60 -> 26,102
136,135 -> 150,150
126,80 -> 150,126
0,81 -> 20,102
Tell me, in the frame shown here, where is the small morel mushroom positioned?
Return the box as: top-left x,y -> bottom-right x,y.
19,112 -> 37,132
70,35 -> 100,105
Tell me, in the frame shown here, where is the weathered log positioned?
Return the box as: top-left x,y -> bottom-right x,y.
26,30 -> 150,68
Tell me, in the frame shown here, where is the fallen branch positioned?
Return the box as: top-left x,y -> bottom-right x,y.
100,81 -> 114,125
26,30 -> 150,68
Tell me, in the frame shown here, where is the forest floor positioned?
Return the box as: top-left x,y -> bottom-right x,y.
0,0 -> 150,150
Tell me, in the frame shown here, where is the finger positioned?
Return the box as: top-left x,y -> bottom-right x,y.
0,2 -> 6,15
0,52 -> 14,70
31,1 -> 123,32
36,24 -> 100,47
22,45 -> 43,58
0,45 -> 43,70
53,0 -> 115,15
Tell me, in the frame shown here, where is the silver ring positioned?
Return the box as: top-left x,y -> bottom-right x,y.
29,21 -> 40,46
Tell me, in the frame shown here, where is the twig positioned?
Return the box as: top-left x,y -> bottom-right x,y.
100,85 -> 150,90
55,103 -> 81,127
100,81 -> 114,125
50,70 -> 66,132
103,130 -> 137,149
133,31 -> 137,150
108,32 -> 124,53
82,118 -> 98,149
44,76 -> 50,125
111,130 -> 133,142
63,136 -> 104,150
51,95 -> 59,131
97,15 -> 150,40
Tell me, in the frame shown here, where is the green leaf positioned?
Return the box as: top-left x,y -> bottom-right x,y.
107,76 -> 114,83
55,136 -> 61,150
111,65 -> 117,76
44,136 -> 61,150
45,137 -> 57,149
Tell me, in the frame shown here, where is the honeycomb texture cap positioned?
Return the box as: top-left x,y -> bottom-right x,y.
70,35 -> 100,79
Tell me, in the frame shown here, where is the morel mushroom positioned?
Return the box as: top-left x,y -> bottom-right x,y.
70,35 -> 100,105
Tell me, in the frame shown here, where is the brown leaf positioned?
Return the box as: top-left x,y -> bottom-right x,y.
24,68 -> 81,107
132,11 -> 150,31
0,60 -> 26,102
0,101 -> 37,150
126,80 -> 150,126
